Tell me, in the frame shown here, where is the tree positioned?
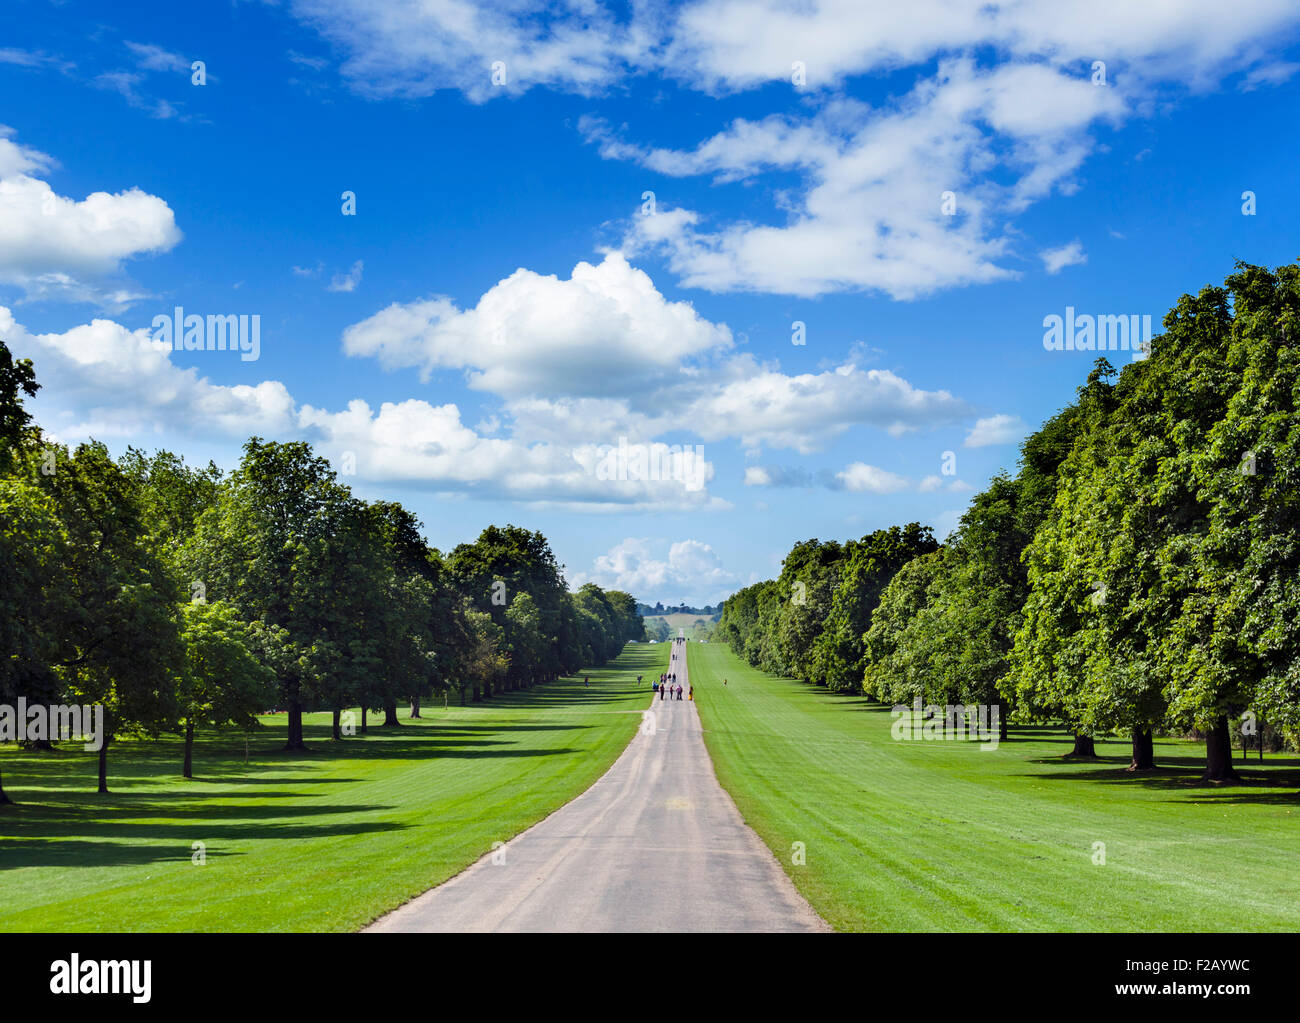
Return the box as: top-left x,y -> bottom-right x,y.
774,539 -> 845,684
1014,262 -> 1300,780
175,601 -> 276,777
0,336 -> 39,473
816,525 -> 939,692
447,525 -> 568,686
459,606 -> 507,702
863,550 -> 948,706
26,442 -> 182,792
185,439 -> 347,751
0,476 -> 66,804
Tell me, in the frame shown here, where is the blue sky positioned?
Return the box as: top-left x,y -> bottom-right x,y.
3,0 -> 1299,605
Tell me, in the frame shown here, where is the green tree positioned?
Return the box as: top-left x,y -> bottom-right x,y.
816,524 -> 939,692
27,442 -> 182,792
185,439 -> 348,750
175,601 -> 276,777
0,336 -> 39,473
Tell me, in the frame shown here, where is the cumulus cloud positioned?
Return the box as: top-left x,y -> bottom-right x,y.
342,251 -> 733,399
343,253 -> 972,453
0,306 -> 293,440
569,538 -> 738,604
964,414 -> 1028,448
1,303 -> 722,512
0,126 -> 181,308
835,462 -> 910,494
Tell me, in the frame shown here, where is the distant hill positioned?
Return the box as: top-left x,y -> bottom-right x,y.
641,611 -> 720,641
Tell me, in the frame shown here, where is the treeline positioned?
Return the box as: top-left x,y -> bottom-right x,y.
0,344 -> 643,800
636,602 -> 719,616
718,261 -> 1300,781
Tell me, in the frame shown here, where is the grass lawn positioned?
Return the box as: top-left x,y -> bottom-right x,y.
0,643 -> 665,932
689,641 -> 1300,932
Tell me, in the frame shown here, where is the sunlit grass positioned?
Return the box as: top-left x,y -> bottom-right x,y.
690,641 -> 1300,932
0,643 -> 665,932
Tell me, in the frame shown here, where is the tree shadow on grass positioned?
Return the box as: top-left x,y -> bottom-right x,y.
0,839 -> 242,869
1017,754 -> 1300,799
1,722 -> 595,793
0,790 -> 410,868
0,812 -> 411,870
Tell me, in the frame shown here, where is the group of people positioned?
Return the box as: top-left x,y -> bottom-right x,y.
653,671 -> 692,701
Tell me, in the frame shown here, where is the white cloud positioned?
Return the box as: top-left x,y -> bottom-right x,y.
327,259 -> 364,293
681,354 -> 970,451
0,306 -> 294,440
285,0 -> 1300,101
125,42 -> 190,74
835,463 -> 909,493
281,2 -> 1300,301
286,0 -> 644,101
0,126 -> 181,308
343,253 -> 972,456
1239,60 -> 1300,90
1039,240 -> 1087,274
569,537 -> 738,603
342,251 -> 733,399
964,414 -> 1027,448
1,303 -> 722,512
616,59 -> 1123,298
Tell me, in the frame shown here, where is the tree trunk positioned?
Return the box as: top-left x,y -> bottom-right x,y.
361,706 -> 368,733
383,702 -> 400,727
997,699 -> 1008,740
332,708 -> 343,741
98,737 -> 110,794
0,764 -> 11,805
183,719 -> 195,779
1204,716 -> 1240,782
1127,728 -> 1155,771
1066,732 -> 1096,758
285,686 -> 306,751
409,695 -> 421,718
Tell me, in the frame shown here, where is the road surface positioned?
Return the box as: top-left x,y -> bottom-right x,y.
365,639 -> 827,932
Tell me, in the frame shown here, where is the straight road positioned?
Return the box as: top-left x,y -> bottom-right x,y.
365,638 -> 827,932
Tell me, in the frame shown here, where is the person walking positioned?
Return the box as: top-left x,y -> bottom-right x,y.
659,682 -> 666,701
